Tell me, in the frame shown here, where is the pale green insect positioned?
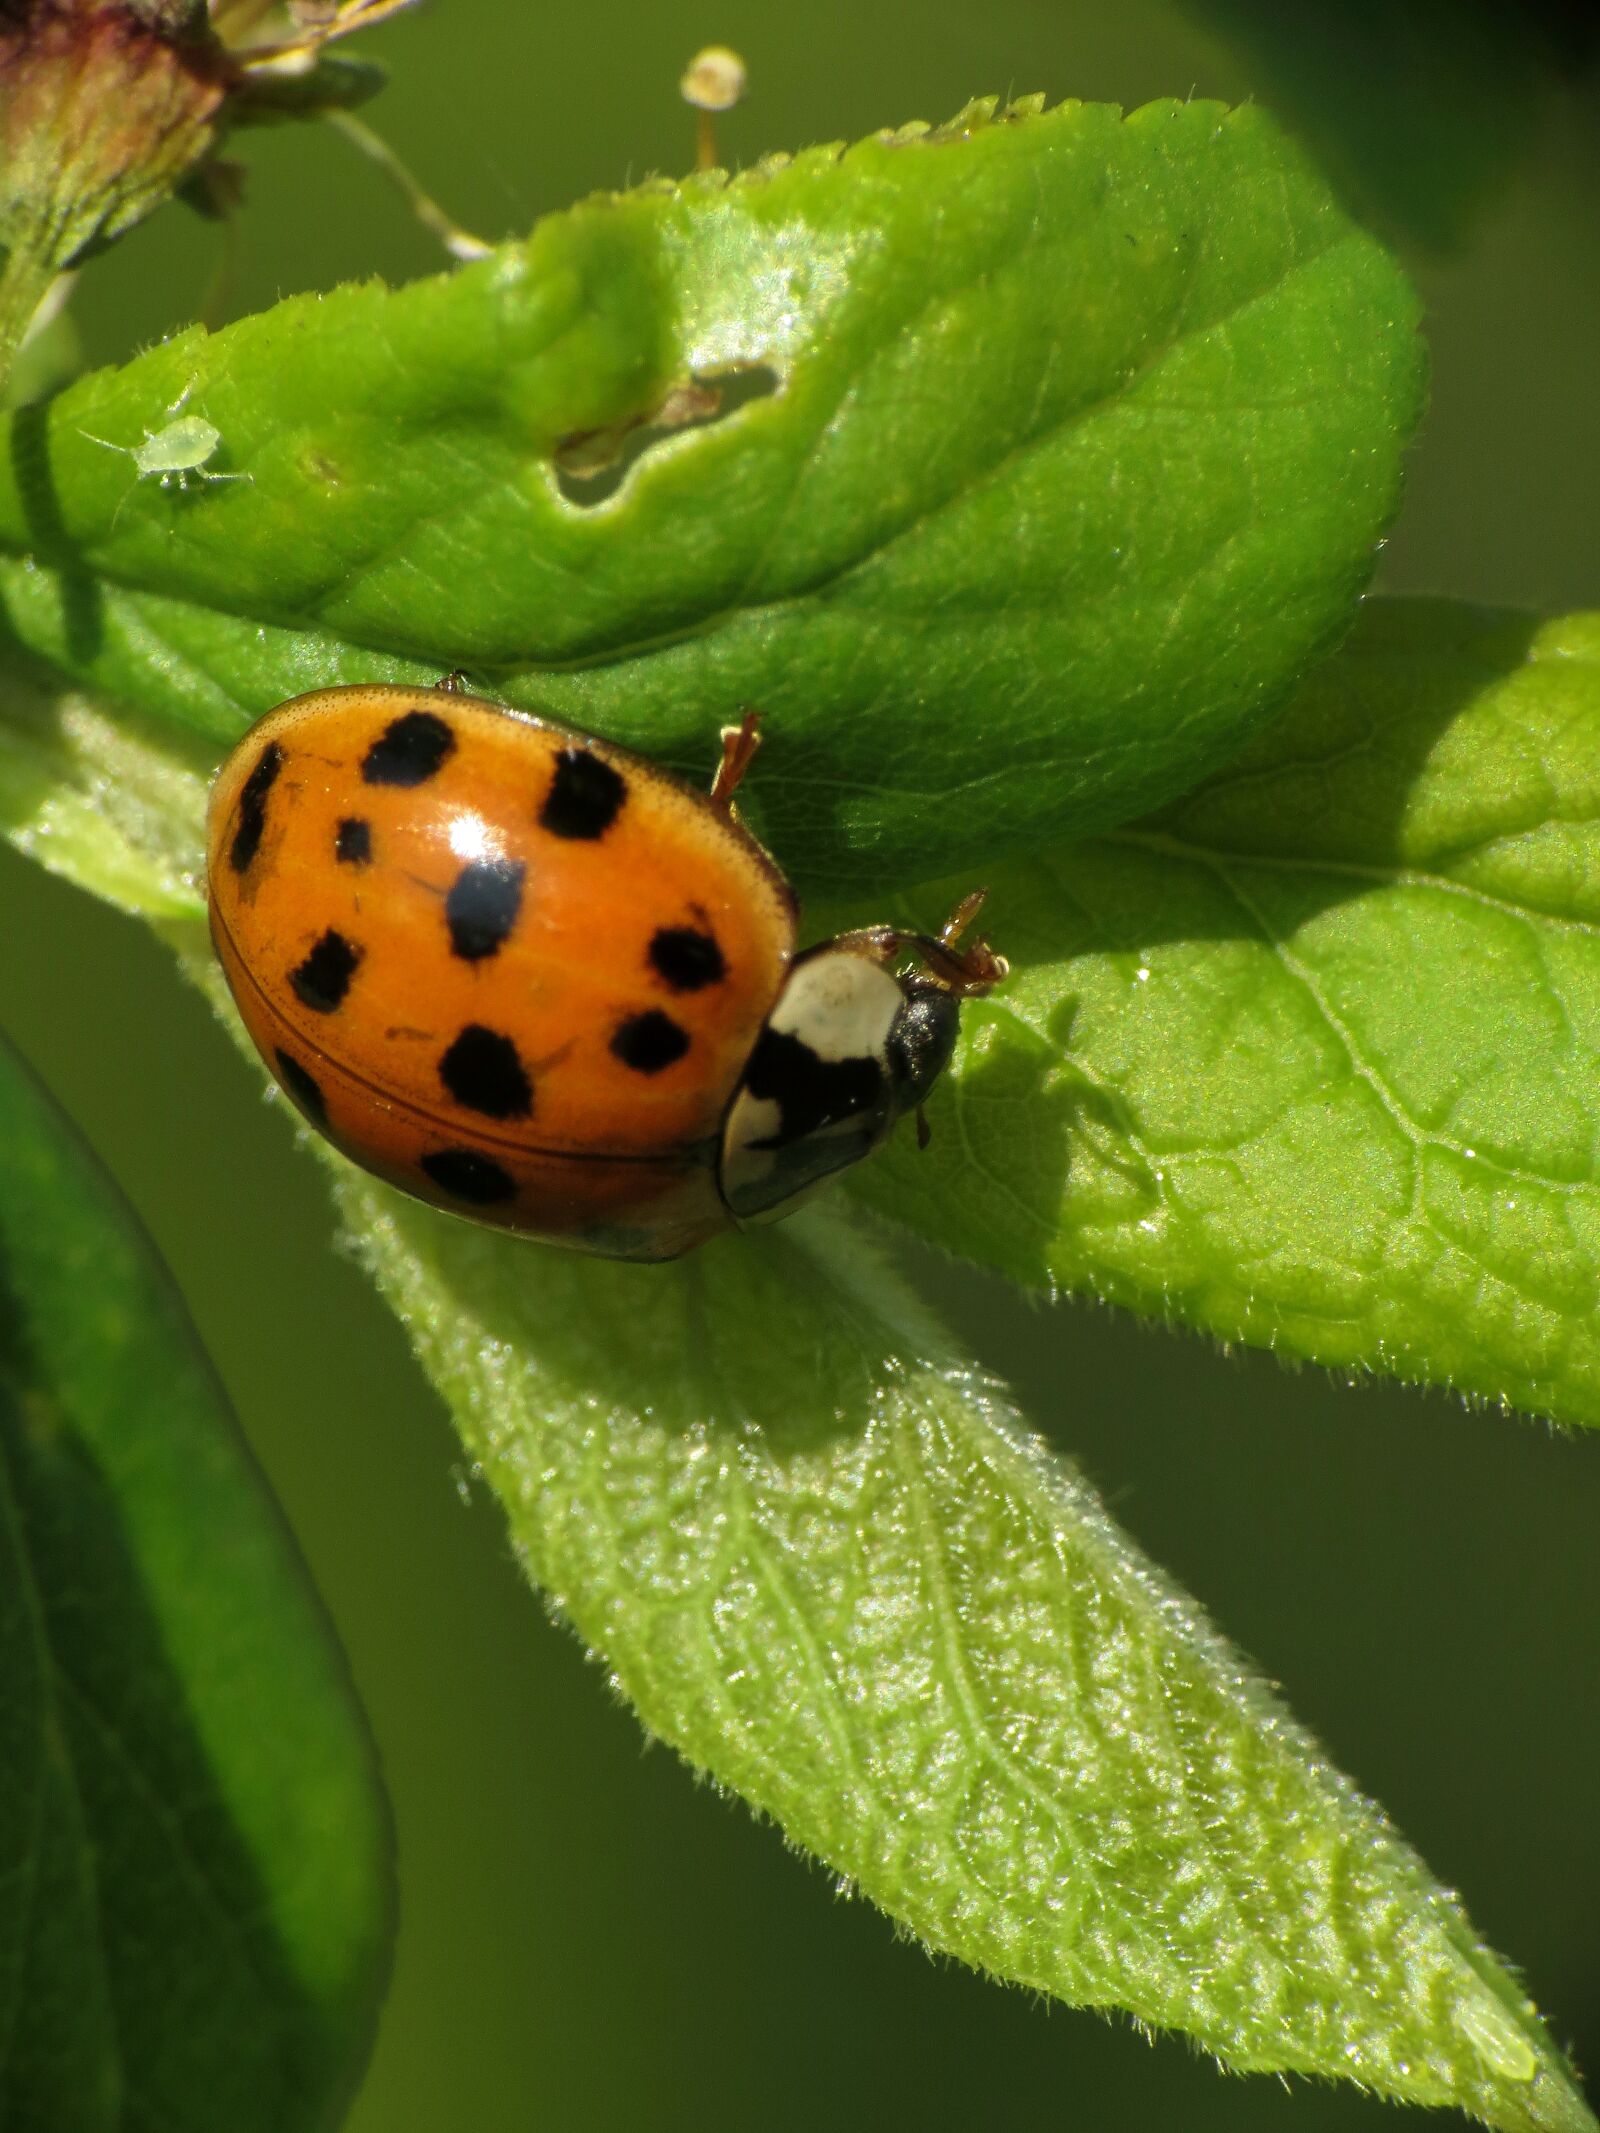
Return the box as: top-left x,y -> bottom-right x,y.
80,381 -> 252,512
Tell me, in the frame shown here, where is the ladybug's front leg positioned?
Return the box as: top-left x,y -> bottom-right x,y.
830,889 -> 1009,997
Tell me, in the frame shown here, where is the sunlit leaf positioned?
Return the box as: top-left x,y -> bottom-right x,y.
323,1181 -> 1590,2133
852,601 -> 1600,1428
0,93 -> 1423,894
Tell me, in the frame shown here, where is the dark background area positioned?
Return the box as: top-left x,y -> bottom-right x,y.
1,1 -> 1597,2125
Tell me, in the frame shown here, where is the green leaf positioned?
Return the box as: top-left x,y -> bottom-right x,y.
0,93 -> 1423,894
0,664 -> 210,920
5,617 -> 1596,1439
333,1180 -> 1591,2133
851,600 -> 1600,1428
0,1033 -> 392,2131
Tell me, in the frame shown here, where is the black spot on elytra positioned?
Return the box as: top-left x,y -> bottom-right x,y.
273,1048 -> 326,1123
361,709 -> 456,787
439,1024 -> 532,1119
539,748 -> 626,840
290,930 -> 361,1013
228,741 -> 283,872
742,1026 -> 883,1146
335,817 -> 372,866
649,924 -> 725,992
610,1009 -> 689,1074
421,1148 -> 517,1205
446,857 -> 525,961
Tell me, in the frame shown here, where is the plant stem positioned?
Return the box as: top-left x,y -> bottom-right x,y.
0,241 -> 58,400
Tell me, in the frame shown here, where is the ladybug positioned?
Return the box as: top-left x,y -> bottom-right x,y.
206,681 -> 1006,1261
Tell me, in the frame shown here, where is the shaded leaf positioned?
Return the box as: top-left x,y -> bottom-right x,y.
0,94 -> 1423,894
0,1033 -> 392,2131
1184,0 -> 1564,251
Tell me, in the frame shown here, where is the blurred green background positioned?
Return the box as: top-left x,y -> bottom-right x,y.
2,2 -> 1598,2126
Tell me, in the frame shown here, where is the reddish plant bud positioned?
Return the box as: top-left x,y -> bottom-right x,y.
0,2 -> 231,275
0,0 -> 419,376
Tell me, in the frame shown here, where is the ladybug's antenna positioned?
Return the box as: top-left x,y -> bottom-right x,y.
825,890 -> 1008,997
940,887 -> 991,949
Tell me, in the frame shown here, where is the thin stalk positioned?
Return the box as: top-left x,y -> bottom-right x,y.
323,109 -> 491,263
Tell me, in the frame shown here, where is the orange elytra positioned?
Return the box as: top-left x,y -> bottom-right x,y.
206,681 -> 1006,1260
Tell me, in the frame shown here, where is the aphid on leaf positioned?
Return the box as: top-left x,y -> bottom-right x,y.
80,380 -> 252,508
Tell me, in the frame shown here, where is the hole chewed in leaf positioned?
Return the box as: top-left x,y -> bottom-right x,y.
553,363 -> 780,508
16,97 -> 1427,894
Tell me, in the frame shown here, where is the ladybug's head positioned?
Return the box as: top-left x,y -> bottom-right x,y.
716,901 -> 1003,1224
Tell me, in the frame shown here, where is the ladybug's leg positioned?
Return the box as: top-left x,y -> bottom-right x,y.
710,709 -> 763,810
434,670 -> 471,693
829,890 -> 1009,997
